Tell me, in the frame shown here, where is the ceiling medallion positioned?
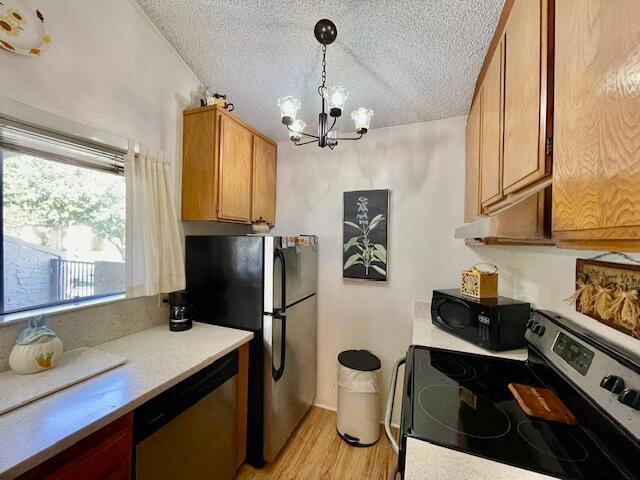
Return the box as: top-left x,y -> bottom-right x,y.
277,19 -> 373,149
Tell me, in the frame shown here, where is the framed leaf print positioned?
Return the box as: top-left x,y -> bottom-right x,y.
343,189 -> 389,282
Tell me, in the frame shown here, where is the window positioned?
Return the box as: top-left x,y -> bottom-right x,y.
0,123 -> 126,315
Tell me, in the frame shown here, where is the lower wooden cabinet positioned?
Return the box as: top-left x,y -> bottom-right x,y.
552,0 -> 640,251
182,105 -> 277,225
18,414 -> 133,480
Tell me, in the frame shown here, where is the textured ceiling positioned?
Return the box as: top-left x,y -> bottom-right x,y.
135,0 -> 504,141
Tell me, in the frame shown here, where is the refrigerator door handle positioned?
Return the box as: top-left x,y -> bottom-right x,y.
272,311 -> 286,381
272,248 -> 287,382
275,247 -> 286,313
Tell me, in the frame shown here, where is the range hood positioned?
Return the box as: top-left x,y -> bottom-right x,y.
455,179 -> 554,245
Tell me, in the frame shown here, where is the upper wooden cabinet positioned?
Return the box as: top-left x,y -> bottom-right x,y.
464,94 -> 482,223
552,0 -> 640,251
467,0 -> 553,216
218,114 -> 254,222
464,0 -> 639,252
502,0 -> 552,195
182,105 -> 277,224
252,136 -> 277,224
480,39 -> 504,207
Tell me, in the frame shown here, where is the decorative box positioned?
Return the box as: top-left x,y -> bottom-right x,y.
460,264 -> 498,298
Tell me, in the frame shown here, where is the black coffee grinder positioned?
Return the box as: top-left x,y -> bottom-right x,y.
168,291 -> 193,331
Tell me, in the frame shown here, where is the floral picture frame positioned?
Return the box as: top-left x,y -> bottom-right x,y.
343,189 -> 389,282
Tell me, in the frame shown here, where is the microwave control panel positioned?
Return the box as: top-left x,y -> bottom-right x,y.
478,314 -> 491,345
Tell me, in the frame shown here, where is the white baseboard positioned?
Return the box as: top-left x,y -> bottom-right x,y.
312,402 -> 400,429
312,401 -> 336,412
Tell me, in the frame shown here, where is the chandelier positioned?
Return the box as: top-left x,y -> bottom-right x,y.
277,19 -> 374,149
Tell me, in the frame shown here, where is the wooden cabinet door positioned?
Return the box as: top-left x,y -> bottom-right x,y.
480,38 -> 504,207
18,414 -> 132,480
503,0 -> 548,194
553,0 -> 640,247
217,114 -> 253,222
252,136 -> 277,224
464,93 -> 482,223
182,109 -> 216,220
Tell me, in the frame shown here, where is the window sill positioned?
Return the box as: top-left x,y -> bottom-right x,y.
0,294 -> 126,326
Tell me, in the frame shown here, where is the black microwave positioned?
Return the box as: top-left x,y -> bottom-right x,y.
431,289 -> 531,351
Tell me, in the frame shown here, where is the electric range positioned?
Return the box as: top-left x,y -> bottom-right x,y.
396,310 -> 640,479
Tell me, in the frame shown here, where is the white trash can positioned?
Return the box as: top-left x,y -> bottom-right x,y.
336,350 -> 381,447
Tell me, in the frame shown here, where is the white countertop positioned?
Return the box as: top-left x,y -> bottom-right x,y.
404,438 -> 556,480
412,316 -> 528,361
406,316 -> 554,479
0,322 -> 253,479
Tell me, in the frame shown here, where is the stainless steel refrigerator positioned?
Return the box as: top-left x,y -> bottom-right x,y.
185,235 -> 318,467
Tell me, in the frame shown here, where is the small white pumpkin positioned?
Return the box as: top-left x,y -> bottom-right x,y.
9,315 -> 64,375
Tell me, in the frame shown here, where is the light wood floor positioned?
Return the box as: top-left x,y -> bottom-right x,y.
235,407 -> 398,480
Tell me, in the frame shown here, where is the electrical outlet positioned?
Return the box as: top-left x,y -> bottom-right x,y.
414,300 -> 430,319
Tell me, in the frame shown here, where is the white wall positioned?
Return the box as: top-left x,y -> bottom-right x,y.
471,246 -> 639,360
274,117 -> 484,416
0,0 -> 244,362
0,0 -> 202,173
275,116 -> 639,420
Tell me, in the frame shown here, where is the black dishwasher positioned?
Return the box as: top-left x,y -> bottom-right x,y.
134,350 -> 239,480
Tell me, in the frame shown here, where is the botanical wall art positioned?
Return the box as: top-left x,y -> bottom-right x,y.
343,189 -> 389,282
569,255 -> 640,340
0,0 -> 51,56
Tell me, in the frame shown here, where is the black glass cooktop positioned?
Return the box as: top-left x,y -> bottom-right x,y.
401,346 -> 635,479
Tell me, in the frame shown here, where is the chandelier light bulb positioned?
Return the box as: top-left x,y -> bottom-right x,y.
288,118 -> 307,141
277,96 -> 301,125
351,108 -> 374,134
324,86 -> 349,117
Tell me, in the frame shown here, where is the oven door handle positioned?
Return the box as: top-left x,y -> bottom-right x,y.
385,356 -> 406,455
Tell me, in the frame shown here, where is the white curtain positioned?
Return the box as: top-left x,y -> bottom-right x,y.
125,141 -> 185,297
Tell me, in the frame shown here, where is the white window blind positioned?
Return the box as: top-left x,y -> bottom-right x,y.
0,119 -> 125,174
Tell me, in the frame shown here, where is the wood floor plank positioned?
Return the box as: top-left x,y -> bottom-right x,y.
235,407 -> 398,480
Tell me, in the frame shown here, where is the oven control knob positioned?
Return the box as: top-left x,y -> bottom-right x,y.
618,388 -> 640,410
531,324 -> 545,336
601,375 -> 625,394
526,319 -> 535,330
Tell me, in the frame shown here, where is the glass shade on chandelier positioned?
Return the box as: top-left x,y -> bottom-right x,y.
327,128 -> 339,147
351,108 -> 374,134
277,96 -> 301,125
324,86 -> 349,117
277,19 -> 373,149
288,119 -> 306,142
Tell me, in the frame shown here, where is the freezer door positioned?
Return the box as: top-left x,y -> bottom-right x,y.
272,237 -> 318,309
263,294 -> 317,462
185,235 -> 264,331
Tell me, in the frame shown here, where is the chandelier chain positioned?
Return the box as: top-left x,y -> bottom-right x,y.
321,44 -> 327,88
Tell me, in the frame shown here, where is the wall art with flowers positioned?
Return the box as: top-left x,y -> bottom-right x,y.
343,189 -> 389,282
